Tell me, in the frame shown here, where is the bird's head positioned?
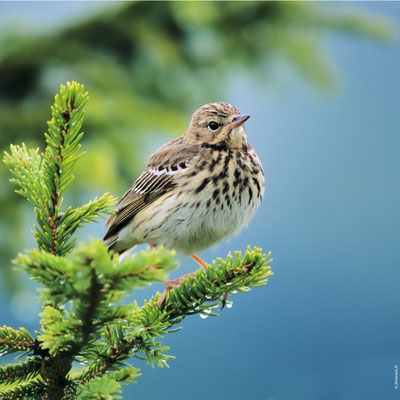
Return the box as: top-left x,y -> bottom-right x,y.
185,102 -> 250,150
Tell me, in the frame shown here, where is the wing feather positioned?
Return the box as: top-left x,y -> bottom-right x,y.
103,170 -> 176,241
103,136 -> 200,244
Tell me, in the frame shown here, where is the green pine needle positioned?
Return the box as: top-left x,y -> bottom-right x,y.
0,379 -> 44,400
0,357 -> 42,386
0,326 -> 35,356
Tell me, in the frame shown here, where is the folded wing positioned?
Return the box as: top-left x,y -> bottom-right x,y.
103,137 -> 198,246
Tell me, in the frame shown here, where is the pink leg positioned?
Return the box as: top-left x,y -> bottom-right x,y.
191,254 -> 207,269
157,273 -> 195,307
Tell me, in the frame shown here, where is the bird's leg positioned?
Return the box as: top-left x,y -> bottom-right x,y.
157,254 -> 208,308
157,273 -> 195,307
191,254 -> 208,269
147,242 -> 173,307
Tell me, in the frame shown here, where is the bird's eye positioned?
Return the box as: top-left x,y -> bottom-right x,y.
208,121 -> 220,131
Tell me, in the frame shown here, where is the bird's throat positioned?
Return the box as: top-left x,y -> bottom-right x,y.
227,126 -> 247,150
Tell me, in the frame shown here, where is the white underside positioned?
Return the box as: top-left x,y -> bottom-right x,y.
117,183 -> 263,255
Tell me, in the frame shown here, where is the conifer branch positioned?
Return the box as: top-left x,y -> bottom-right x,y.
77,366 -> 139,400
0,380 -> 44,400
164,246 -> 273,320
0,326 -> 36,355
16,243 -> 177,358
3,144 -> 45,208
56,194 -> 117,254
0,357 -> 42,386
41,82 -> 87,256
3,82 -> 116,258
76,247 -> 272,381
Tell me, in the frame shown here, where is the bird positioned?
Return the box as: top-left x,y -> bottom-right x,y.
103,102 -> 265,304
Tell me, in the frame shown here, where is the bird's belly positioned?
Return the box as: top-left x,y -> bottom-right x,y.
139,183 -> 262,254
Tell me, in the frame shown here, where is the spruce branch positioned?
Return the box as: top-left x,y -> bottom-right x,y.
56,194 -> 117,255
3,81 -> 116,257
77,366 -> 139,400
164,246 -> 273,320
15,242 -> 177,357
0,379 -> 44,400
0,326 -> 36,355
3,144 -> 45,209
0,357 -> 42,386
42,83 -> 87,210
77,247 -> 272,379
37,81 -> 88,256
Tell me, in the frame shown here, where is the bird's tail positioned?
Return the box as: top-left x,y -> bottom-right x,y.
104,234 -> 136,262
103,234 -> 119,252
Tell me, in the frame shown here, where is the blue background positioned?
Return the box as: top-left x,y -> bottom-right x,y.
0,2 -> 399,399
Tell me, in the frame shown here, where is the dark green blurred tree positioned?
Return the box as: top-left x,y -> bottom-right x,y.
0,2 -> 394,289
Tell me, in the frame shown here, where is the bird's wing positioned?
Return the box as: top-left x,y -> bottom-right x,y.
103,137 -> 198,243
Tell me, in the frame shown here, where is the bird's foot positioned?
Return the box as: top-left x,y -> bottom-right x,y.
157,272 -> 195,307
156,254 -> 207,307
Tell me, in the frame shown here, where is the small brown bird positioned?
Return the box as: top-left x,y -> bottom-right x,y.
104,102 -> 265,302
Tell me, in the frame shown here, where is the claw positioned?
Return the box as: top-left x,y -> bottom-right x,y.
220,291 -> 229,310
157,272 -> 195,307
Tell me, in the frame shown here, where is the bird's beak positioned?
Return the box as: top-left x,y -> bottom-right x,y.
228,115 -> 250,130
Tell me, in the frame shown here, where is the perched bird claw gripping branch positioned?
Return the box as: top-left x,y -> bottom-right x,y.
103,102 -> 265,305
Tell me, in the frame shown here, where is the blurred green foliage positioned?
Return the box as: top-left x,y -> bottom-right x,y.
0,2 -> 394,290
